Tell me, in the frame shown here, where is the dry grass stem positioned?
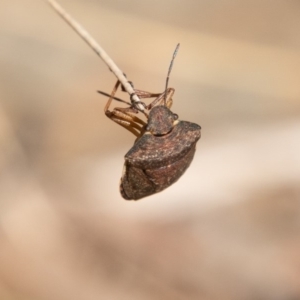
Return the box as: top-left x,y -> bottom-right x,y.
46,0 -> 144,110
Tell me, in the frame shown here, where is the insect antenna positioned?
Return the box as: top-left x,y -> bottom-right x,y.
164,43 -> 180,105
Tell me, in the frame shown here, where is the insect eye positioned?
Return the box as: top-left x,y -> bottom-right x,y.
173,113 -> 178,120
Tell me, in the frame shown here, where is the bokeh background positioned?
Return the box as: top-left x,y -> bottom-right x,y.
1,1 -> 300,299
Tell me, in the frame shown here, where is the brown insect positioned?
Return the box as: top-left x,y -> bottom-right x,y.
98,44 -> 201,200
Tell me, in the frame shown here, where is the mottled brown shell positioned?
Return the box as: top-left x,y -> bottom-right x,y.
120,117 -> 201,200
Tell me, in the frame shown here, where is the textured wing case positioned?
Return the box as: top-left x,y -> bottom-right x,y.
120,121 -> 201,200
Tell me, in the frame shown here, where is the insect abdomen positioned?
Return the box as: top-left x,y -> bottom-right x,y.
120,144 -> 196,200
144,144 -> 196,191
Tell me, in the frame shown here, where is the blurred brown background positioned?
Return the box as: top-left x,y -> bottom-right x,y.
1,1 -> 300,299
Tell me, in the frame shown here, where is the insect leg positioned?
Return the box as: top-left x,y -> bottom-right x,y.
133,89 -> 161,99
164,87 -> 175,109
130,88 -> 167,111
104,80 -> 121,113
106,108 -> 145,137
146,88 -> 175,110
104,81 -> 147,137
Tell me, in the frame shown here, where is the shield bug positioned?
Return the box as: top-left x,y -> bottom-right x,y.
98,44 -> 201,200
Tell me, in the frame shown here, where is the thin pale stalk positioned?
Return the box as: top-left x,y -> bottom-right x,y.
46,0 -> 144,111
